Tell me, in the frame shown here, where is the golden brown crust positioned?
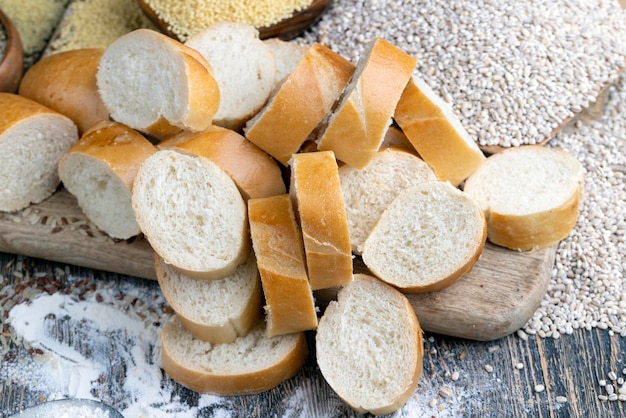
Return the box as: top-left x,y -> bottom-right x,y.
179,46 -> 220,130
18,48 -> 109,135
158,125 -> 286,200
0,92 -> 64,132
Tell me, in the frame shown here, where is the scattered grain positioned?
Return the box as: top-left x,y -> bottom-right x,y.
609,371 -> 618,381
515,363 -> 524,370
451,371 -> 460,381
438,386 -> 454,398
534,384 -> 545,393
484,364 -> 493,373
556,396 -> 568,403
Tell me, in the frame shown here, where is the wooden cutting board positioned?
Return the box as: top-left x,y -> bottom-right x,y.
0,187 -> 555,341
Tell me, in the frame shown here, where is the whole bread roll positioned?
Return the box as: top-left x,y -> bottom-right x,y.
58,120 -> 157,239
0,93 -> 78,212
97,29 -> 219,138
158,125 -> 285,201
18,48 -> 109,135
463,145 -> 584,251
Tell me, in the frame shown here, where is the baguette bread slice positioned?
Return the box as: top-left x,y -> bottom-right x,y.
18,48 -> 109,135
316,37 -> 417,168
160,315 -> 307,395
132,149 -> 249,280
263,38 -> 309,86
156,252 -> 262,344
97,28 -> 219,138
248,194 -> 318,337
316,274 -> 423,416
244,42 -> 354,165
394,75 -> 486,186
339,147 -> 437,255
185,22 -> 276,131
58,120 -> 157,239
362,181 -> 487,293
289,151 -> 353,290
463,145 -> 584,251
0,93 -> 78,212
158,125 -> 285,201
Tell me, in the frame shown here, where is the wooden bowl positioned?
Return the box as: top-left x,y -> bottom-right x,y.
137,0 -> 330,41
0,8 -> 23,93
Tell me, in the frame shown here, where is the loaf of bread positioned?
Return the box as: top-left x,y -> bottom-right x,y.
394,76 -> 486,186
263,37 -> 309,86
18,48 -> 109,135
185,22 -> 276,131
339,147 -> 437,255
160,315 -> 307,395
0,93 -> 78,212
248,194 -> 318,337
316,274 -> 423,415
132,149 -> 249,280
157,125 -> 285,201
362,181 -> 487,293
289,151 -> 353,290
58,120 -> 157,239
316,37 -> 416,168
244,42 -> 354,165
156,252 -> 262,344
96,29 -> 219,138
463,145 -> 585,251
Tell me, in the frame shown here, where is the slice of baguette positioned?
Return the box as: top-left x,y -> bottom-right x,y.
316,37 -> 417,168
394,75 -> 486,186
160,315 -> 307,395
58,120 -> 157,239
132,149 -> 249,280
339,147 -> 437,255
156,252 -> 262,344
185,22 -> 276,131
0,93 -> 78,212
463,145 -> 585,251
362,181 -> 487,293
263,37 -> 309,86
289,151 -> 353,290
158,125 -> 285,201
316,274 -> 423,416
244,42 -> 354,165
248,194 -> 318,337
97,28 -> 219,138
18,48 -> 109,135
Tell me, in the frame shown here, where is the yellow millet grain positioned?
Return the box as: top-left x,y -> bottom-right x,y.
46,0 -> 157,54
144,0 -> 312,41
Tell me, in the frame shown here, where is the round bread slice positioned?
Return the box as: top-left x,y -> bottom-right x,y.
160,315 -> 307,395
156,251 -> 262,344
463,145 -> 584,251
362,181 -> 487,293
18,48 -> 109,135
339,147 -> 437,255
97,28 -> 219,138
185,22 -> 276,131
158,125 -> 286,201
58,120 -> 157,239
0,93 -> 79,212
132,148 -> 248,280
316,274 -> 423,416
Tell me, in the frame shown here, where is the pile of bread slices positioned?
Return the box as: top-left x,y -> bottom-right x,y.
0,22 -> 584,415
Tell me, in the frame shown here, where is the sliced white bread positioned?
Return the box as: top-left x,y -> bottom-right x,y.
0,93 -> 78,212
394,75 -> 486,187
18,48 -> 109,135
157,125 -> 286,201
97,28 -> 219,138
248,194 -> 318,337
185,22 -> 276,131
463,145 -> 585,251
362,181 -> 487,293
244,42 -> 354,165
380,125 -> 419,155
339,147 -> 437,255
132,149 -> 249,280
155,252 -> 262,344
289,151 -> 353,290
316,274 -> 423,416
263,37 -> 309,86
160,315 -> 307,395
316,37 -> 416,168
58,121 -> 157,239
